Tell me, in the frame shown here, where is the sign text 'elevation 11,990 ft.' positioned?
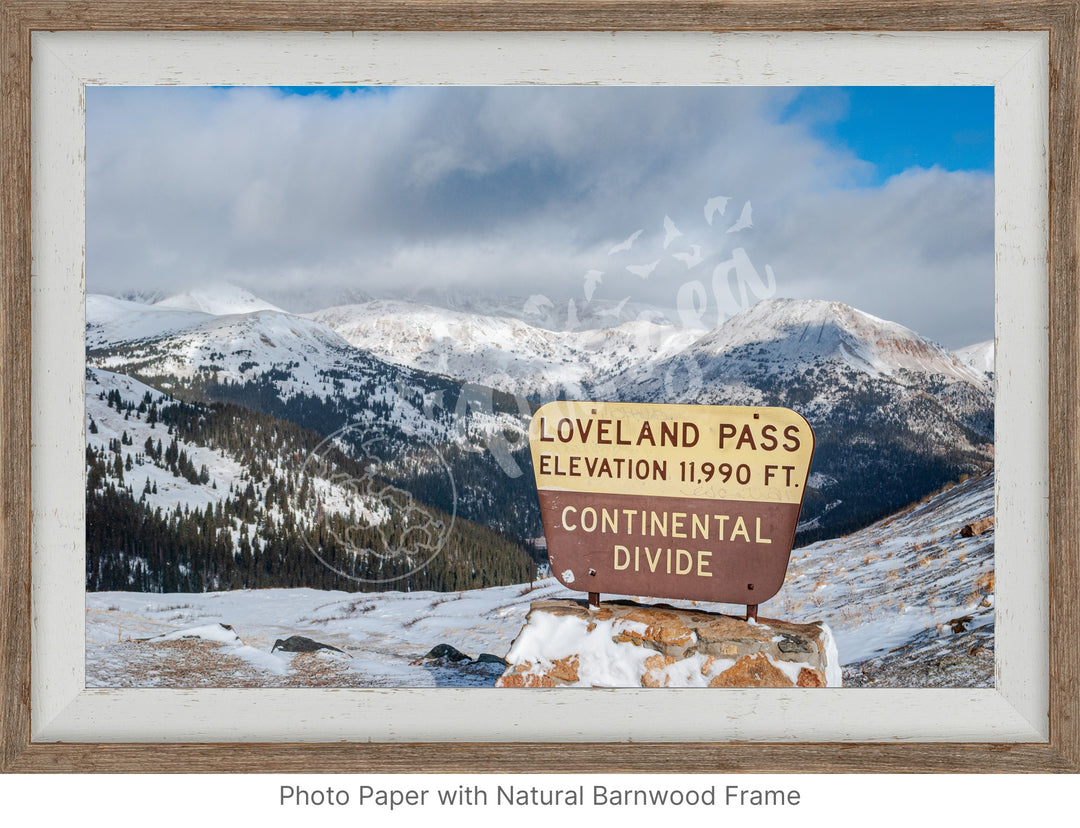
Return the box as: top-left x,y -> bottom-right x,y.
529,401 -> 815,606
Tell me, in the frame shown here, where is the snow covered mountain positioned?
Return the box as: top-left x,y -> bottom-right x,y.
87,286 -> 285,349
432,292 -> 680,332
86,295 -> 541,538
152,284 -> 284,316
86,294 -> 213,349
609,298 -> 994,541
954,339 -> 995,389
88,298 -> 518,441
87,287 -> 993,548
620,297 -> 990,398
94,307 -> 357,392
307,298 -> 698,397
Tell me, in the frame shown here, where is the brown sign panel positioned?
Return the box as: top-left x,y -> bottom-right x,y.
529,402 -> 815,605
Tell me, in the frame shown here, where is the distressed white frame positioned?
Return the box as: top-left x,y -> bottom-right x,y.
30,30 -> 1048,743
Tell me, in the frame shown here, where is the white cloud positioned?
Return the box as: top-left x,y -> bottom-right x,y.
86,86 -> 993,347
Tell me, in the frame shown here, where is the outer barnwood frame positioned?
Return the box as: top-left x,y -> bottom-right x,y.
1,0 -> 1078,774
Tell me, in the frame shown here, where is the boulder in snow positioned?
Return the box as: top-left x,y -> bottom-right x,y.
960,517 -> 994,537
412,643 -> 471,664
270,635 -> 345,654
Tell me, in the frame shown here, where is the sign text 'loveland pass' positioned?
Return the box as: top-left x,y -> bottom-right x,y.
529,401 -> 815,605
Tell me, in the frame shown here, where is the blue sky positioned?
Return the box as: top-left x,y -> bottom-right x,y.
87,85 -> 994,347
784,86 -> 993,184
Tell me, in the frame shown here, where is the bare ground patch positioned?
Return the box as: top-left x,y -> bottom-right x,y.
88,639 -> 372,688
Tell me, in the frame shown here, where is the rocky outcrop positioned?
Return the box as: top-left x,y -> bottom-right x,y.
495,600 -> 841,688
415,643 -> 471,663
960,517 -> 994,537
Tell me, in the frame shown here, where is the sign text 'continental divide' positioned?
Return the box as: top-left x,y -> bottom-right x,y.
529,401 -> 815,605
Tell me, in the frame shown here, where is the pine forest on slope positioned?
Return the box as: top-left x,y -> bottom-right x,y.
85,368 -> 537,593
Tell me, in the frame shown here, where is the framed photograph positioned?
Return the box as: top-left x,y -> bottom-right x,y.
2,1 -> 1078,773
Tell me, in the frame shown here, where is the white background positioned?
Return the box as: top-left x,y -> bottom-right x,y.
2,773 -> 1080,826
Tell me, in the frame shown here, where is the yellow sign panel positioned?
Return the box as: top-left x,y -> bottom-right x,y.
530,401 -> 815,504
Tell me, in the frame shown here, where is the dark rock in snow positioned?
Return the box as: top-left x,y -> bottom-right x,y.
271,635 -> 345,654
418,643 -> 471,662
475,653 -> 509,667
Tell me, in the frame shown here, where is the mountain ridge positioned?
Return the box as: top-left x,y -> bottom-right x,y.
87,286 -> 993,547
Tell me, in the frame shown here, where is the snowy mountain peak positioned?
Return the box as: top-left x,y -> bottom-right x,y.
154,284 -> 283,316
723,297 -> 918,349
693,297 -> 983,385
86,294 -> 214,349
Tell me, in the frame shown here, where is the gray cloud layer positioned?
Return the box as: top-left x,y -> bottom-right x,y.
87,86 -> 993,348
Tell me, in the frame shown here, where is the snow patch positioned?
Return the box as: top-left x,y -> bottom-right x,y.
145,623 -> 240,644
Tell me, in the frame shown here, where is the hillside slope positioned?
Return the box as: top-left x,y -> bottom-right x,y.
85,367 -> 536,593
86,469 -> 994,688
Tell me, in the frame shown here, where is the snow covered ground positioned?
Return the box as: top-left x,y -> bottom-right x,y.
86,580 -> 577,688
86,469 -> 993,688
764,469 -> 994,682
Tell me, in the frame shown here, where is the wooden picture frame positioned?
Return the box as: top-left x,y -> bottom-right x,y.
1,0 -> 1077,773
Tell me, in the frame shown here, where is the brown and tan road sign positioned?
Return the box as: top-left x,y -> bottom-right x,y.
530,401 -> 815,606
